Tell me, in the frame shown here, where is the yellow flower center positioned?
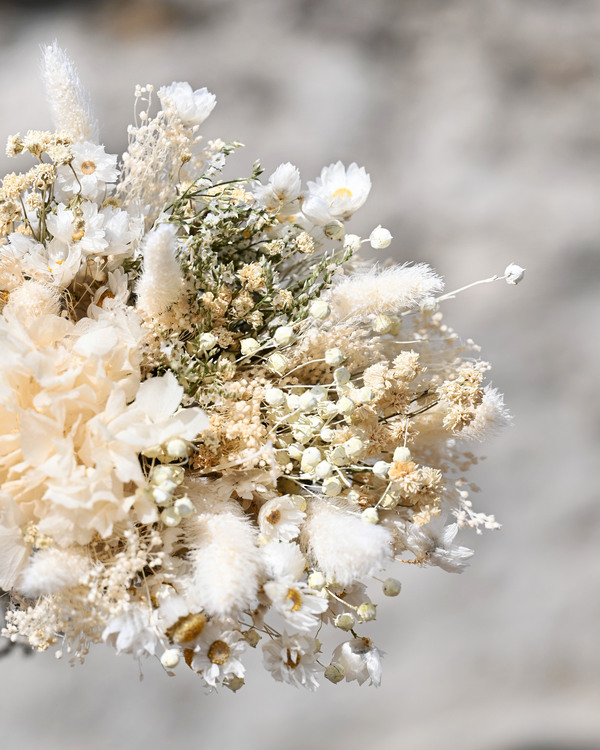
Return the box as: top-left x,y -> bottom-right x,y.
286,588 -> 302,611
266,509 -> 281,525
80,160 -> 96,175
97,290 -> 115,308
284,648 -> 301,669
71,226 -> 85,242
332,187 -> 352,200
168,612 -> 206,644
208,639 -> 230,665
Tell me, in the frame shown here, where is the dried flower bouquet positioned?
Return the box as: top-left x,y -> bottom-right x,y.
0,44 -> 523,690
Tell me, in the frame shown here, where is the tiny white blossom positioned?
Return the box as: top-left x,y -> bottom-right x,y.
504,262 -> 526,285
263,632 -> 321,690
158,81 -> 216,126
369,225 -> 392,249
332,637 -> 383,687
264,578 -> 328,632
258,496 -> 306,542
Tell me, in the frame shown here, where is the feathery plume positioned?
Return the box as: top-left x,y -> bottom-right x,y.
41,42 -> 99,143
135,223 -> 183,317
327,264 -> 444,321
302,501 -> 393,586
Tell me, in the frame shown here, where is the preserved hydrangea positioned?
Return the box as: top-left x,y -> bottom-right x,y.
0,44 -> 523,690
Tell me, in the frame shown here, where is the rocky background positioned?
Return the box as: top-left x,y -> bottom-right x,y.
1,1 -> 599,749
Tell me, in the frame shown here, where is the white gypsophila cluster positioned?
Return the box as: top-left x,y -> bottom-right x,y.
0,46 -> 523,691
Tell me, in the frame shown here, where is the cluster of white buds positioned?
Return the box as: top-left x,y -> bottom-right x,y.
142,464 -> 194,527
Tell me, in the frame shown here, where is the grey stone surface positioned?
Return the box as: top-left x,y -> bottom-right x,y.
0,2 -> 599,748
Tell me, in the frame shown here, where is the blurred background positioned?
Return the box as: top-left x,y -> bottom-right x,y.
1,1 -> 599,748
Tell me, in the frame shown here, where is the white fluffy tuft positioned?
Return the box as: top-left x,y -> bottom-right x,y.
301,501 -> 393,586
183,490 -> 262,617
457,385 -> 512,441
15,547 -> 89,598
135,223 -> 183,316
327,264 -> 444,321
41,42 -> 99,143
4,280 -> 61,324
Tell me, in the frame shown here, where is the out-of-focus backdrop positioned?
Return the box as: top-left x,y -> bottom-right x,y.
1,1 -> 599,748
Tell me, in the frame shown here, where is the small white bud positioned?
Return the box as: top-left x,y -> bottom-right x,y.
292,424 -> 313,444
337,396 -> 355,415
373,461 -> 390,480
504,262 -> 526,285
301,446 -> 322,471
356,602 -> 377,621
160,507 -> 181,527
343,437 -> 364,459
420,296 -> 437,313
320,426 -> 336,442
314,460 -> 333,479
312,386 -> 328,402
333,366 -> 351,385
329,445 -> 348,466
318,401 -> 339,419
343,234 -> 362,252
273,325 -> 295,347
383,578 -> 402,597
160,649 -> 180,669
346,489 -> 361,504
298,391 -> 318,412
174,495 -> 194,517
244,630 -> 261,648
198,332 -> 218,351
325,347 -> 345,366
361,507 -> 379,524
357,386 -> 375,404
265,387 -> 285,407
369,225 -> 392,249
268,352 -> 288,375
372,313 -> 394,334
152,486 -> 173,505
165,438 -> 190,459
324,219 -> 345,240
150,465 -> 173,484
325,662 -> 346,684
288,443 -> 304,461
308,571 -> 326,589
286,393 -> 301,411
240,338 -> 260,356
323,476 -> 343,496
393,446 -> 412,463
309,299 -> 331,320
334,613 -> 356,631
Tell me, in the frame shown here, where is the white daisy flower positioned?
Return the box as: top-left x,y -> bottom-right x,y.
158,81 -> 216,127
101,206 -> 137,259
102,605 -> 159,659
307,161 -> 371,220
189,621 -> 246,688
262,632 -> 321,690
56,141 -> 118,200
264,578 -> 328,632
332,636 -> 383,687
258,495 -> 305,542
253,162 -> 302,211
88,268 -> 130,317
46,202 -> 107,256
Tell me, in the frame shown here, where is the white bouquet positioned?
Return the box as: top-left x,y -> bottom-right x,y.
0,43 -> 523,690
